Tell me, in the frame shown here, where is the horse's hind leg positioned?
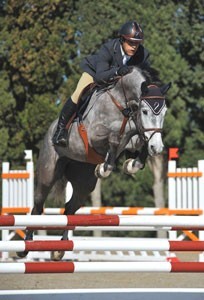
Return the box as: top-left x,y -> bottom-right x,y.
16,179 -> 54,258
17,142 -> 61,258
51,161 -> 97,261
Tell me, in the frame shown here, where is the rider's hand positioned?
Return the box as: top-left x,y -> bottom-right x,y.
116,65 -> 131,76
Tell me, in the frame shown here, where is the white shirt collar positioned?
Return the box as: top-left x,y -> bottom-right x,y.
120,45 -> 131,65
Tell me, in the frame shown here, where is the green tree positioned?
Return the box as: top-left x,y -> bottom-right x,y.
0,0 -> 76,163
0,0 -> 203,213
173,0 -> 204,166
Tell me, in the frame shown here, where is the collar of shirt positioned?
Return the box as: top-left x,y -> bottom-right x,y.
120,45 -> 131,65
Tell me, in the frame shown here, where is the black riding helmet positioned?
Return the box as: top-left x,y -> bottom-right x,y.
119,21 -> 144,43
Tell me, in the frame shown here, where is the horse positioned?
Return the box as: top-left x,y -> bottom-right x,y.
17,66 -> 171,260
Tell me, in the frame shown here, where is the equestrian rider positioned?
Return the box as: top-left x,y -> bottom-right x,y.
52,20 -> 150,147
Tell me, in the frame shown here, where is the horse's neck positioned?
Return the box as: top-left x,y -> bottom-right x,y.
110,73 -> 144,105
84,71 -> 145,119
109,83 -> 125,102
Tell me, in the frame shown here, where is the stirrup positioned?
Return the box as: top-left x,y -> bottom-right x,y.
54,137 -> 67,147
52,129 -> 67,147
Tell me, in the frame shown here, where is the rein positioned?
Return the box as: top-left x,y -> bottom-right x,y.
106,77 -> 165,143
106,90 -> 130,137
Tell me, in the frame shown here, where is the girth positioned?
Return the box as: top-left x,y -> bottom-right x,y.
77,122 -> 105,165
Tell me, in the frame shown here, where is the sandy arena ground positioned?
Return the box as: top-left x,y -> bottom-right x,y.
0,253 -> 203,290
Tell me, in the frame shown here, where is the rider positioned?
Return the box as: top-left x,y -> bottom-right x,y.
52,20 -> 150,147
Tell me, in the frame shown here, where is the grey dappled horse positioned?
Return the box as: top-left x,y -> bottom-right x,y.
17,67 -> 171,260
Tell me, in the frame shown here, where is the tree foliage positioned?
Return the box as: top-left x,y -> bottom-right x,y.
0,0 -> 203,209
0,0 -> 76,163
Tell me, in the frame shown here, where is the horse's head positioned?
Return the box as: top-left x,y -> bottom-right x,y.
137,82 -> 171,156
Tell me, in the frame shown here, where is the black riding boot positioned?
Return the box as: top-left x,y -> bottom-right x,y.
52,97 -> 77,147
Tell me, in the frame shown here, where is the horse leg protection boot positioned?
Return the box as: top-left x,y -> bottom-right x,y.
52,97 -> 77,146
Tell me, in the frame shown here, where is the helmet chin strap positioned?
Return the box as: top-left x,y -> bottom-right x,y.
119,37 -> 125,44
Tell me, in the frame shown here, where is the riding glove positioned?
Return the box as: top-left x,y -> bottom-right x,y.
116,65 -> 131,76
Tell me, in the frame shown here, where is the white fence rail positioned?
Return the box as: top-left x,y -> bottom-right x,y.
1,150 -> 204,262
2,150 -> 34,209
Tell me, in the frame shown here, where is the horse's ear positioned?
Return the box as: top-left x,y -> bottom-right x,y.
160,82 -> 172,95
141,81 -> 148,96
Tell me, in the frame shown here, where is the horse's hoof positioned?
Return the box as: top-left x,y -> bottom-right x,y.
16,250 -> 29,258
95,163 -> 112,178
16,233 -> 33,258
94,164 -> 103,178
51,250 -> 65,261
123,159 -> 143,175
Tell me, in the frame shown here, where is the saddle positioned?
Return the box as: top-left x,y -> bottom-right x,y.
76,83 -> 98,118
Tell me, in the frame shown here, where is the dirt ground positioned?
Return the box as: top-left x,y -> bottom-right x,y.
0,252 -> 203,290
0,272 -> 203,290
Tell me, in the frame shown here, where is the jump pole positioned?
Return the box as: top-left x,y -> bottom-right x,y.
0,261 -> 204,273
2,225 -> 204,232
2,225 -> 204,231
42,207 -> 204,215
1,207 -> 203,215
1,215 -> 204,227
0,240 -> 204,252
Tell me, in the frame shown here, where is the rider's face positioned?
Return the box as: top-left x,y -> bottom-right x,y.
122,40 -> 140,56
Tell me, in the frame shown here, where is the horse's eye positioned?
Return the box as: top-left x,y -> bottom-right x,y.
142,110 -> 148,115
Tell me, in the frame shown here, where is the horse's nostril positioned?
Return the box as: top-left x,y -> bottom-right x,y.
150,145 -> 157,154
150,143 -> 164,155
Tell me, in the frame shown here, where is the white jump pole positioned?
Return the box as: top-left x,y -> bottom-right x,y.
0,240 -> 204,252
1,215 -> 204,227
43,207 -> 204,215
2,225 -> 203,231
0,261 -> 204,273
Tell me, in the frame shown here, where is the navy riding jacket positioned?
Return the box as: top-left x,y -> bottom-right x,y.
80,38 -> 150,85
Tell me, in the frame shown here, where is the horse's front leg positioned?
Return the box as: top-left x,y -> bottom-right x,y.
123,144 -> 148,175
95,133 -> 119,178
94,149 -> 116,178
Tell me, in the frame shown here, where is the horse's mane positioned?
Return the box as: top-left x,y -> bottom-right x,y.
140,66 -> 161,86
97,66 -> 161,94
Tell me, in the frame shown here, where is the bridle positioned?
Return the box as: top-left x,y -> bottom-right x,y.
136,94 -> 165,143
107,77 -> 166,144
